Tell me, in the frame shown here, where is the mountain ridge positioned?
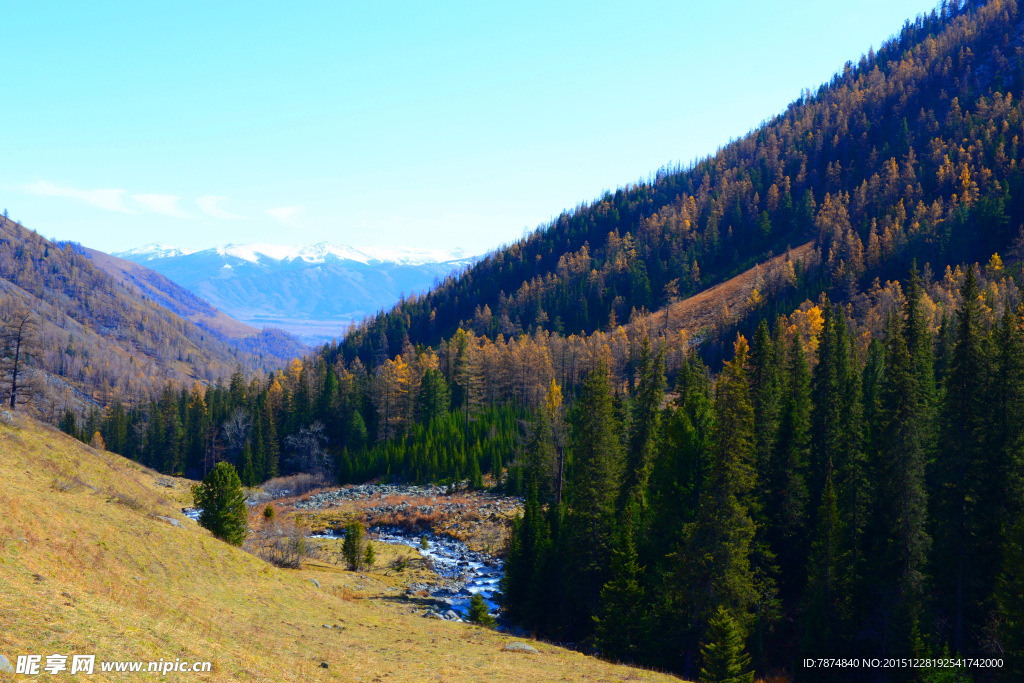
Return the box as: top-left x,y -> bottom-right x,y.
114,241 -> 479,343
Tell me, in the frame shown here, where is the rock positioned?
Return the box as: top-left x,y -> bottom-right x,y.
308,578 -> 321,589
503,642 -> 539,654
0,656 -> 14,673
0,410 -> 13,426
444,610 -> 461,621
149,514 -> 183,528
320,662 -> 329,668
423,612 -> 444,619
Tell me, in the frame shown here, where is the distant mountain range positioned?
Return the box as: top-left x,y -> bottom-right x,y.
113,242 -> 477,343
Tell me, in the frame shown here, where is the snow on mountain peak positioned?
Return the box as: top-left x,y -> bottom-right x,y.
124,241 -> 473,266
113,243 -> 196,260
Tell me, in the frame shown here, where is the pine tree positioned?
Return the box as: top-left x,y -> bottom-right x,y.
566,361 -> 623,633
995,516 -> 1024,681
595,507 -> 647,663
935,265 -> 989,653
620,335 -> 666,512
238,440 -> 257,487
875,311 -> 930,646
698,606 -> 754,683
364,540 -> 376,568
467,593 -> 495,627
192,461 -> 248,546
262,401 -> 279,479
677,336 -> 763,671
748,319 -> 781,501
765,333 -> 811,598
802,475 -> 849,666
342,521 -> 365,570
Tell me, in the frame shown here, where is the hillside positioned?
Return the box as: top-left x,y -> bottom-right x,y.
0,413 -> 679,683
83,247 -> 261,340
340,0 -> 1024,369
0,217 -> 304,416
115,243 -> 476,344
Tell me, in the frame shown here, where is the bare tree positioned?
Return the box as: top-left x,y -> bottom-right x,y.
221,407 -> 252,457
0,299 -> 39,410
284,421 -> 330,478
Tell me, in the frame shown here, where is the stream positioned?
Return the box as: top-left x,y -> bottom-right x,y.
313,526 -> 504,622
183,507 -> 505,622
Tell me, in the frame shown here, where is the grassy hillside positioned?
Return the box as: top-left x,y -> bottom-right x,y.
0,413 -> 679,682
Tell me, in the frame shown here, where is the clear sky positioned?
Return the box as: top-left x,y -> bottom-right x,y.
1,0 -> 936,256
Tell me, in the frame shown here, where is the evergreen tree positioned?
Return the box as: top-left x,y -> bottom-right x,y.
192,462 -> 248,546
238,440 -> 257,487
467,593 -> 495,627
342,521 -> 365,570
595,507 -> 647,663
995,516 -> 1024,681
620,335 -> 666,512
765,332 -> 811,598
698,606 -> 754,683
748,319 -> 781,503
876,312 -> 930,648
364,540 -> 376,568
262,401 -> 279,479
417,368 -> 449,424
566,361 -> 623,635
676,336 -> 764,673
935,266 -> 989,653
802,475 -> 849,668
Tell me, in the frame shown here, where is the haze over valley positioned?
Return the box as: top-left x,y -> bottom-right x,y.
114,242 -> 477,344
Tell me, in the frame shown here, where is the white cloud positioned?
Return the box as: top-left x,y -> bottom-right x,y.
265,206 -> 303,226
197,195 -> 246,220
19,180 -> 134,213
130,193 -> 191,218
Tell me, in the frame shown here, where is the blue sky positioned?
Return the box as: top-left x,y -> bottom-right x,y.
1,0 -> 935,255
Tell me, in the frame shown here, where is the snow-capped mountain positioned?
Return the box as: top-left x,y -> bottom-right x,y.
121,242 -> 470,267
114,243 -> 197,261
112,241 -> 477,343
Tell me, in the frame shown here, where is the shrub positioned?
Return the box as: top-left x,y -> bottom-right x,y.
245,519 -> 317,568
419,535 -> 430,551
263,505 -> 276,521
192,462 -> 248,546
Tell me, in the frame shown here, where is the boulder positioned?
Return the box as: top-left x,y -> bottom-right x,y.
503,642 -> 539,654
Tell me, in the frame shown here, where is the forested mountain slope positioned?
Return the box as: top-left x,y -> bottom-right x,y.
342,0 -> 1024,368
0,217 -> 303,415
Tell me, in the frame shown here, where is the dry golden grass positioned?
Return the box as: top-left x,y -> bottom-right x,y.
633,242 -> 816,340
0,413 -> 683,682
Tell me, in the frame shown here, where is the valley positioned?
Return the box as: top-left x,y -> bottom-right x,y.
0,413 -> 674,682
114,243 -> 477,344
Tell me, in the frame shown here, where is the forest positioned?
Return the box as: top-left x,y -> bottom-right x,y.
15,0 -> 1024,679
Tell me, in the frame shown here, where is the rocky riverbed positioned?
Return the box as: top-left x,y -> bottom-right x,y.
310,525 -> 504,622
290,483 -> 523,554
